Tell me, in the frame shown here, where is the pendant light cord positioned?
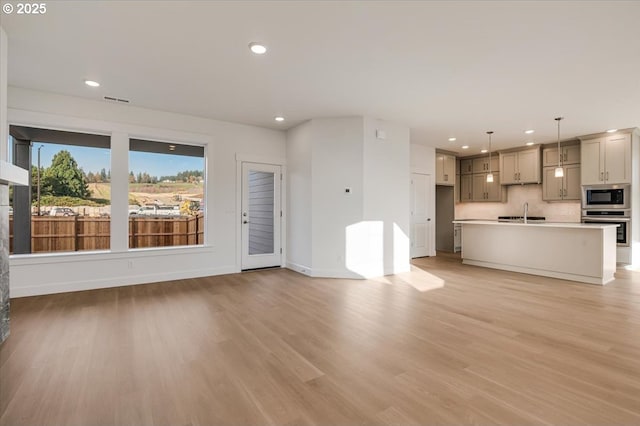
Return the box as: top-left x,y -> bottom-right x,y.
487,131 -> 493,175
555,117 -> 563,167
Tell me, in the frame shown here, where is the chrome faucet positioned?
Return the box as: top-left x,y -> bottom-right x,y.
523,202 -> 529,224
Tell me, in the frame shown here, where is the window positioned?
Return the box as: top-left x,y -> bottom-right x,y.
128,139 -> 205,249
9,126 -> 111,254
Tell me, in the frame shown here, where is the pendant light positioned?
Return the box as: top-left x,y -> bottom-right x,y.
554,117 -> 564,178
486,131 -> 494,183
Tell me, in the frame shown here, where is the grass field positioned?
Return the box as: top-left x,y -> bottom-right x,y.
88,182 -> 204,206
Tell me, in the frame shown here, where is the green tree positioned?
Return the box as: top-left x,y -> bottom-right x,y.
41,150 -> 90,198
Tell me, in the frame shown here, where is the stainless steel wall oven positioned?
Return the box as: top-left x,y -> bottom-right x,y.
581,209 -> 630,246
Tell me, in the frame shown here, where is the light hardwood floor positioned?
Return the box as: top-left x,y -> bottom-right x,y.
2,255 -> 640,425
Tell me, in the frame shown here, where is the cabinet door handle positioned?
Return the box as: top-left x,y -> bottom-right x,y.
564,188 -> 567,197
559,188 -> 562,197
606,171 -> 609,181
600,172 -> 604,181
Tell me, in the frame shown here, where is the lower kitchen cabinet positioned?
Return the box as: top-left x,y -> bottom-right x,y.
454,223 -> 462,253
542,164 -> 581,201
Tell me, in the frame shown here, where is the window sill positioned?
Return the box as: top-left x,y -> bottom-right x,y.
9,245 -> 214,266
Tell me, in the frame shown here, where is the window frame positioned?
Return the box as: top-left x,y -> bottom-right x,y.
7,111 -> 213,262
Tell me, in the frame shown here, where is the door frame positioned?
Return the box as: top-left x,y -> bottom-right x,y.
410,167 -> 436,257
235,154 -> 286,272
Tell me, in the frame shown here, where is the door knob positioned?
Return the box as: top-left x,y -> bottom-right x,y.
243,220 -> 250,224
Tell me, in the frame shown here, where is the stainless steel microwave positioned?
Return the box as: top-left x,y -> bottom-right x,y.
582,184 -> 630,209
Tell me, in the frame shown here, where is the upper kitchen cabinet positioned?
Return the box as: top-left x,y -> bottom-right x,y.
460,174 -> 472,202
542,144 -> 580,167
472,156 -> 499,174
460,159 -> 473,175
472,172 -> 505,202
499,146 -> 541,185
581,133 -> 631,185
542,142 -> 581,202
436,152 -> 456,185
542,164 -> 581,201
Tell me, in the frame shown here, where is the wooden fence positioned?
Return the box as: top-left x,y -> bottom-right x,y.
9,214 -> 204,254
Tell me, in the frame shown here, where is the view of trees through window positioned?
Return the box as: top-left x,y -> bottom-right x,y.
9,133 -> 111,254
8,127 -> 206,254
32,148 -> 111,216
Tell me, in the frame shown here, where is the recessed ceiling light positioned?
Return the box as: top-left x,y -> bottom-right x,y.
448,137 -> 456,142
480,149 -> 488,153
461,145 -> 469,149
525,141 -> 535,146
84,80 -> 100,87
524,129 -> 535,134
274,116 -> 285,122
168,145 -> 176,151
606,129 -> 618,133
249,42 -> 267,55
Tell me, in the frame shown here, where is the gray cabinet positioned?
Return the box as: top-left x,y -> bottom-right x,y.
460,159 -> 473,175
454,223 -> 462,253
472,172 -> 503,202
543,144 -> 580,167
436,153 -> 456,185
472,156 -> 499,174
542,164 -> 581,201
458,154 -> 505,203
500,147 -> 541,185
460,174 -> 473,202
581,133 -> 631,185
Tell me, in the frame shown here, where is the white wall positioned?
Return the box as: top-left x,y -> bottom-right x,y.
455,184 -> 581,222
311,117 -> 364,277
8,87 -> 286,297
410,143 -> 436,256
0,27 -> 7,162
285,120 -> 313,270
286,116 -> 410,279
362,117 -> 410,274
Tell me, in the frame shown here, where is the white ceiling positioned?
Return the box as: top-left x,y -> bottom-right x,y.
1,1 -> 639,155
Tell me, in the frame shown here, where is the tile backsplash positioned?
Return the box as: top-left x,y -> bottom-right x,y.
455,184 -> 581,222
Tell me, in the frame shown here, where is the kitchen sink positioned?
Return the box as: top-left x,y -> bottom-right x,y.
497,216 -> 546,223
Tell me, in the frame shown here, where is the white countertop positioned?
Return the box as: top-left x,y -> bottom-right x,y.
453,220 -> 619,229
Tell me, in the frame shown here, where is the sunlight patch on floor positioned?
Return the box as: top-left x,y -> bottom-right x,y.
370,265 -> 445,292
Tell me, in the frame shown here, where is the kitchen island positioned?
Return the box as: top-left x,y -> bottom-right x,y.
452,220 -> 618,285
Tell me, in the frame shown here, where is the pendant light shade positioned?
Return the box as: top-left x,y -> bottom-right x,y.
555,117 -> 564,178
486,131 -> 494,183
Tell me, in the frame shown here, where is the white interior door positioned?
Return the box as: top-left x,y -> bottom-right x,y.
241,162 -> 282,270
411,173 -> 432,258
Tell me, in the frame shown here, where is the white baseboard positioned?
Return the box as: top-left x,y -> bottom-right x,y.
462,259 -> 611,286
310,268 -> 364,279
285,261 -> 313,276
286,262 -> 410,280
10,266 -> 237,298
